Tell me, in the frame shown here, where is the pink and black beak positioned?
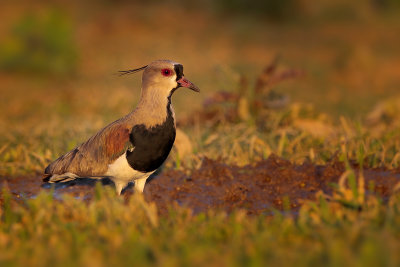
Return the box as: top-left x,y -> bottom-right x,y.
177,77 -> 200,92
175,64 -> 200,92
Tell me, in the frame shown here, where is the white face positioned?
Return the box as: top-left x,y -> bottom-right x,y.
157,67 -> 179,90
142,63 -> 180,95
140,60 -> 198,98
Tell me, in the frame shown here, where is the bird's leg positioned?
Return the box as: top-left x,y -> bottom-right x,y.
134,177 -> 148,193
113,179 -> 127,195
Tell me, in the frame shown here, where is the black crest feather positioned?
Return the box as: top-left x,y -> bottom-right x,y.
118,65 -> 148,76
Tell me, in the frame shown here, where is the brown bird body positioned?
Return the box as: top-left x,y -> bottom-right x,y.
44,60 -> 199,194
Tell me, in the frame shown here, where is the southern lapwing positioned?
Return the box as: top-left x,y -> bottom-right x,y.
43,59 -> 199,194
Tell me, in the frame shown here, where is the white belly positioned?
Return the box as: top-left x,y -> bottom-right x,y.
105,152 -> 149,181
105,152 -> 154,194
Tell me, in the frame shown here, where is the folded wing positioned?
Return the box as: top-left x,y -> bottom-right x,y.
44,121 -> 131,178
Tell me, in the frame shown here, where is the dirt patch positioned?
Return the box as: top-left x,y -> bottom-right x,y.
1,155 -> 400,215
145,156 -> 400,215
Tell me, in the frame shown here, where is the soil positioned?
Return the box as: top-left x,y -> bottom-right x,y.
1,155 -> 400,215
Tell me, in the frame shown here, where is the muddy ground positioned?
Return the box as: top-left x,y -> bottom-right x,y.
1,155 -> 400,215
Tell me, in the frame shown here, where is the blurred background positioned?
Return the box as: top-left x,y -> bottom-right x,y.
1,0 -> 400,118
1,0 -> 400,175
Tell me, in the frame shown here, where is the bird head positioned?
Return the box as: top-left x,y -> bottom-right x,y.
119,60 -> 200,99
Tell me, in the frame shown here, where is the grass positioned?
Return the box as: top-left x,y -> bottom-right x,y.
1,1 -> 400,266
2,102 -> 400,176
1,181 -> 400,266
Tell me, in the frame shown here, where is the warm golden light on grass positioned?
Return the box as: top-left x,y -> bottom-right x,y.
1,0 -> 400,265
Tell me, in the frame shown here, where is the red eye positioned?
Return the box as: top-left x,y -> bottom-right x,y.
161,68 -> 172,76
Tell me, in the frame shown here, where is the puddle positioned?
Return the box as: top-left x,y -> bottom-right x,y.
1,155 -> 400,215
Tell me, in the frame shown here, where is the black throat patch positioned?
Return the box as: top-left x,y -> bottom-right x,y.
174,64 -> 183,81
126,103 -> 176,173
169,64 -> 184,98
168,64 -> 183,97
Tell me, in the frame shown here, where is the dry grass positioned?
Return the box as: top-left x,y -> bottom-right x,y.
1,178 -> 400,266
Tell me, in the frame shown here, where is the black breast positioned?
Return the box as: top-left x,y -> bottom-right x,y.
126,105 -> 176,172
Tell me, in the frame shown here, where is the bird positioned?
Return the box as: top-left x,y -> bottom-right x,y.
43,59 -> 200,195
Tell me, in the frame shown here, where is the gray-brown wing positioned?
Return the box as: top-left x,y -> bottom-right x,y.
44,121 -> 131,177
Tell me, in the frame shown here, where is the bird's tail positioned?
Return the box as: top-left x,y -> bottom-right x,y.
43,172 -> 78,183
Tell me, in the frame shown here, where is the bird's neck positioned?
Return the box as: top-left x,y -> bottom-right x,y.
134,89 -> 175,128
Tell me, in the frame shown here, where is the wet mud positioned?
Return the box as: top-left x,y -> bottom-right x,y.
1,155 -> 400,215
